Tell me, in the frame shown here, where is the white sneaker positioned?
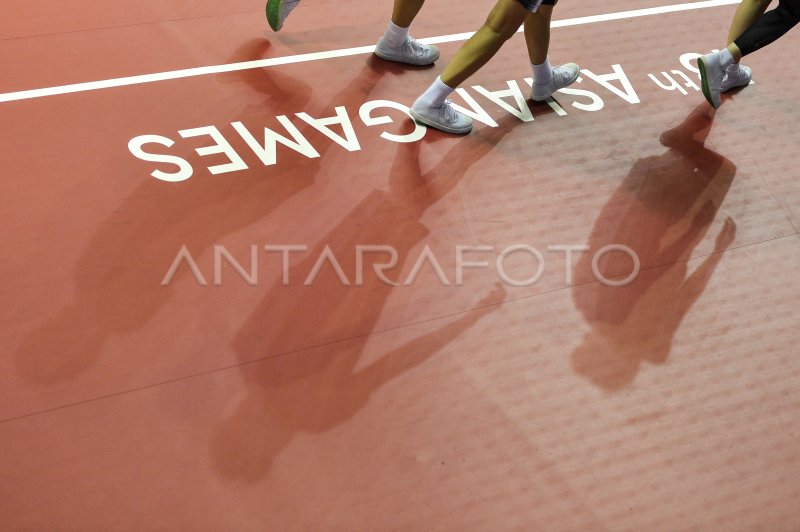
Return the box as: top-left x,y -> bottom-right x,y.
720,63 -> 752,92
410,98 -> 473,134
698,52 -> 724,109
375,36 -> 440,66
267,0 -> 300,32
531,63 -> 580,101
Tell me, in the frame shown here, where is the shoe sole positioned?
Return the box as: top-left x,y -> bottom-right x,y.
721,80 -> 751,92
266,0 -> 282,31
530,67 -> 581,102
373,48 -> 440,66
409,108 -> 472,135
697,57 -> 720,109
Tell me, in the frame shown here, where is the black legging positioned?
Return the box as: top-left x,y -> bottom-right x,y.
734,0 -> 800,56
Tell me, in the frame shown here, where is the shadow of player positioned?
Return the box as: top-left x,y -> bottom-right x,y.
13,41 -> 396,384
208,118 -> 522,482
570,104 -> 737,391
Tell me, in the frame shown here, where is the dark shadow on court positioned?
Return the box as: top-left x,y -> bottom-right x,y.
219,38 -> 315,116
208,119 -> 522,482
570,104 -> 737,391
13,48 -> 394,384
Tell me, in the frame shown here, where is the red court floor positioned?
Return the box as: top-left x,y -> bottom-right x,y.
1,0 -> 799,529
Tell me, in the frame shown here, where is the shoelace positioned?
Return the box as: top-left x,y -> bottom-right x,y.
726,65 -> 747,77
721,65 -> 749,89
553,66 -> 579,85
442,100 -> 458,122
403,37 -> 425,58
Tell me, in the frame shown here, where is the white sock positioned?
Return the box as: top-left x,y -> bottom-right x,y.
718,48 -> 734,69
532,57 -> 552,85
383,21 -> 410,49
418,77 -> 455,108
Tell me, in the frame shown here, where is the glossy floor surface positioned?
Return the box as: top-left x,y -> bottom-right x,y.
1,0 -> 799,529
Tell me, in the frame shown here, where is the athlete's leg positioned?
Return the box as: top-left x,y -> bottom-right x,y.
391,0 -> 425,27
269,0 -> 427,32
268,0 -> 438,65
733,0 -> 800,56
375,0 -> 440,65
716,0 -> 772,90
523,2 -> 552,64
698,0 -> 800,107
727,0 -> 774,44
439,0 -> 530,88
523,2 -> 580,101
407,0 -> 529,134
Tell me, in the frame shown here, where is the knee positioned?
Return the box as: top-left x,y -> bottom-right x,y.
483,16 -> 521,41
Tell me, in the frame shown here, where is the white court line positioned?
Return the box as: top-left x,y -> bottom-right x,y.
0,0 -> 738,104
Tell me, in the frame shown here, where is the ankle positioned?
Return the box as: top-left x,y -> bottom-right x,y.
532,57 -> 552,85
383,21 -> 409,48
417,77 -> 455,108
718,47 -> 734,69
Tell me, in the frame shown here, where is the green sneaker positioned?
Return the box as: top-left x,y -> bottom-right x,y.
267,0 -> 300,32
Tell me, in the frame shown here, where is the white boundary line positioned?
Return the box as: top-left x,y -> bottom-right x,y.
0,0 -> 738,104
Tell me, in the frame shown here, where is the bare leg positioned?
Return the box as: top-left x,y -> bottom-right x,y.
376,0 -> 439,66
726,0 -> 772,62
391,0 -> 425,28
726,42 -> 744,62
440,0 -> 529,88
727,0 -> 773,45
523,5 -> 553,64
